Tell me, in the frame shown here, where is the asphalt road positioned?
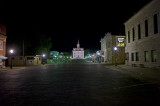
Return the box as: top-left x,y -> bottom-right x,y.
0,60 -> 160,106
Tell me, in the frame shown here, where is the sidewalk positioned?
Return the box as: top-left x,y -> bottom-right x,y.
0,64 -> 50,72
0,66 -> 27,71
105,64 -> 160,81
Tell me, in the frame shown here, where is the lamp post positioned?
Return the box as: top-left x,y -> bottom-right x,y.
10,49 -> 14,69
114,47 -> 117,66
97,51 -> 100,63
42,54 -> 46,64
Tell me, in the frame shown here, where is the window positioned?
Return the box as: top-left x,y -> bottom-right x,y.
138,24 -> 141,39
136,52 -> 139,61
131,53 -> 134,61
132,28 -> 135,41
151,50 -> 156,62
145,20 -> 148,37
144,51 -> 149,62
128,31 -> 130,43
154,14 -> 158,34
125,53 -> 129,60
0,40 -> 3,50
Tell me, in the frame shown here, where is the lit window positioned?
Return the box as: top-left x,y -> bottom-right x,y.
151,50 -> 156,62
144,51 -> 149,62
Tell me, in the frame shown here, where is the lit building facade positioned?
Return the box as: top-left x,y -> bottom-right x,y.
0,24 -> 7,68
124,0 -> 160,67
72,40 -> 84,59
100,32 -> 125,64
8,56 -> 42,66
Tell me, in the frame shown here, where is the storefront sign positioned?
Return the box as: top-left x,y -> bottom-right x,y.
117,37 -> 125,47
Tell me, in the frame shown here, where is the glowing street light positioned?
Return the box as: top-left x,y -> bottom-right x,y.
114,47 -> 117,51
42,54 -> 46,57
10,49 -> 14,54
10,49 -> 14,69
114,47 -> 117,66
42,54 -> 46,65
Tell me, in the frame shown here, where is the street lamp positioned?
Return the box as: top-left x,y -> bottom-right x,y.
10,49 -> 14,69
114,47 -> 117,66
42,54 -> 46,57
42,54 -> 46,64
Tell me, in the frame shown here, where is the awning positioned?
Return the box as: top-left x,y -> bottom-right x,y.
0,55 -> 7,60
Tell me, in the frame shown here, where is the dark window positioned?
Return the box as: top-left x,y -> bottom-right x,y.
136,52 -> 139,61
145,20 -> 148,37
138,24 -> 141,39
27,57 -> 34,60
131,53 -> 134,61
151,50 -> 156,62
144,51 -> 149,62
128,31 -> 130,43
132,28 -> 135,41
125,53 -> 129,60
154,14 -> 158,34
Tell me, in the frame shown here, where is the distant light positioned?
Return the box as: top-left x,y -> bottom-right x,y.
114,47 -> 117,51
42,54 -> 46,57
10,49 -> 14,54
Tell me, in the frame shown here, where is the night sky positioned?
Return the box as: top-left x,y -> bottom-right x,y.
0,0 -> 151,52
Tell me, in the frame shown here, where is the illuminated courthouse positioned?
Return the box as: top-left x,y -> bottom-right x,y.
100,32 -> 125,64
124,0 -> 160,67
72,40 -> 84,59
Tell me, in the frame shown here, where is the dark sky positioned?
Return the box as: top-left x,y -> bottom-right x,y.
0,0 -> 151,52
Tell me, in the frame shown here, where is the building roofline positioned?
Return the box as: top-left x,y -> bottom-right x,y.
124,0 -> 154,25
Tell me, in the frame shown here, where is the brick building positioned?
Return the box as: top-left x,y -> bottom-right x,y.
100,32 -> 125,64
124,0 -> 160,67
0,24 -> 7,67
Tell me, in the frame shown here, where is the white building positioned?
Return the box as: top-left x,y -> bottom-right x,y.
72,40 -> 84,59
100,32 -> 125,64
124,0 -> 160,67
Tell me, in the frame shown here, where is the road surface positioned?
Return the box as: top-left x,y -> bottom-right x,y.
0,60 -> 160,105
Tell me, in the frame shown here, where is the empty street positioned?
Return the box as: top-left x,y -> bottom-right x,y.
0,60 -> 160,105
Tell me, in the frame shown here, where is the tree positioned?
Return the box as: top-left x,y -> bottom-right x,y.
7,32 -> 53,56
